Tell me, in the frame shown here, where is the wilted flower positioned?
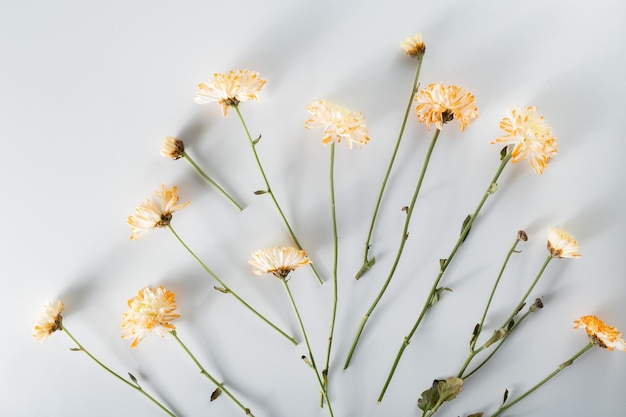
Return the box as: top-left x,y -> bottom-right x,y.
400,33 -> 426,57
194,69 -> 266,116
547,226 -> 581,258
127,185 -> 190,240
574,315 -> 626,351
305,99 -> 370,149
161,136 -> 185,160
121,286 -> 180,348
492,106 -> 558,174
32,300 -> 64,341
414,83 -> 478,131
249,246 -> 311,279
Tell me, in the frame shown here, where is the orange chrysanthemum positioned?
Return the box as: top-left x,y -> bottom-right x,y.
127,185 -> 190,240
249,247 -> 311,279
547,226 -> 581,258
400,34 -> 426,57
574,315 -> 626,351
161,136 -> 185,160
194,69 -> 266,116
414,83 -> 478,131
492,106 -> 558,174
305,99 -> 370,149
121,286 -> 180,348
32,299 -> 64,341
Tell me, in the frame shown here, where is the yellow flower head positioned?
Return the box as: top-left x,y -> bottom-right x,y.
127,185 -> 190,240
249,246 -> 311,279
305,99 -> 370,149
492,106 -> 558,174
32,299 -> 64,341
401,33 -> 426,57
414,83 -> 478,131
574,315 -> 626,351
547,226 -> 581,258
121,286 -> 180,348
161,136 -> 185,160
194,69 -> 266,116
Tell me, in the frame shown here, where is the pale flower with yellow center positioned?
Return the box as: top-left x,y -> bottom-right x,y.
32,299 -> 64,341
547,226 -> 581,258
249,247 -> 311,279
414,83 -> 478,131
305,99 -> 370,149
400,33 -> 426,57
160,136 -> 185,160
127,185 -> 190,240
194,69 -> 266,117
492,106 -> 558,174
574,315 -> 626,351
121,286 -> 181,348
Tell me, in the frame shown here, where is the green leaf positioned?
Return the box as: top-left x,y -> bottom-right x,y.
429,287 -> 452,308
213,286 -> 229,294
461,215 -> 472,242
417,381 -> 440,412
128,372 -> 139,386
253,190 -> 268,195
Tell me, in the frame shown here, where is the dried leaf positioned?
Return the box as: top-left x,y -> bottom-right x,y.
128,372 -> 139,386
436,377 -> 463,403
502,388 -> 509,404
210,388 -> 222,401
252,134 -> 262,145
253,190 -> 268,195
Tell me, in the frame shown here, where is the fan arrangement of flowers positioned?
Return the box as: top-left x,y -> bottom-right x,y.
33,34 -> 624,417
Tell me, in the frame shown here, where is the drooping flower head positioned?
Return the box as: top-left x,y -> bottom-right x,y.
249,247 -> 311,279
121,286 -> 180,348
161,136 -> 185,160
574,315 -> 626,351
547,226 -> 581,258
414,83 -> 478,131
305,99 -> 370,149
492,106 -> 558,174
194,69 -> 266,117
127,185 -> 190,240
401,33 -> 426,57
32,299 -> 64,341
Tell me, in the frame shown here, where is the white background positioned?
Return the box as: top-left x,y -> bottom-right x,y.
2,1 -> 625,416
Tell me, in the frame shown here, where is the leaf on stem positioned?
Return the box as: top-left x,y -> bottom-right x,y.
429,287 -> 452,308
69,347 -> 81,352
461,215 -> 472,242
253,134 -> 262,145
128,372 -> 140,387
254,190 -> 268,195
213,286 -> 230,294
502,388 -> 509,405
470,323 -> 480,346
210,388 -> 222,401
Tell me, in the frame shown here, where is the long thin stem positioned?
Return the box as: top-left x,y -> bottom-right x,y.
234,105 -> 323,285
167,224 -> 297,346
61,326 -> 177,417
377,150 -> 513,402
281,279 -> 335,417
489,343 -> 593,417
344,128 -> 441,370
182,152 -> 244,211
169,331 -> 254,416
356,55 -> 425,280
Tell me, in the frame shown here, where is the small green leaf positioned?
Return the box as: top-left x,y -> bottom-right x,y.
417,380 -> 440,412
69,347 -> 81,352
500,146 -> 508,160
253,190 -> 268,195
429,287 -> 452,308
210,388 -> 222,401
213,286 -> 229,294
502,388 -> 509,404
252,134 -> 262,145
470,323 -> 480,346
461,215 -> 472,242
439,259 -> 447,269
128,372 -> 139,386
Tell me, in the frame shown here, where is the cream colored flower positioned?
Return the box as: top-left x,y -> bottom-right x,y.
161,136 -> 185,160
574,315 -> 626,351
127,185 -> 190,240
547,226 -> 581,258
249,247 -> 311,279
121,286 -> 180,348
401,34 -> 426,57
32,300 -> 64,341
305,99 -> 370,149
492,106 -> 558,174
194,69 -> 266,116
414,83 -> 478,131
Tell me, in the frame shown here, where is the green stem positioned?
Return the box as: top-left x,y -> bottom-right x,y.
169,331 -> 254,416
234,105 -> 323,285
167,224 -> 297,346
281,280 -> 335,417
356,55 -> 424,280
377,150 -> 513,402
489,343 -> 593,417
182,152 -> 244,211
61,326 -> 177,417
345,128 -> 441,370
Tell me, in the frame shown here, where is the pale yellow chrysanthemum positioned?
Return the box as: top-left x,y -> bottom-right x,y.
547,226 -> 581,258
305,99 -> 370,149
121,286 -> 180,349
492,106 -> 558,174
194,69 -> 266,117
400,33 -> 426,57
249,246 -> 311,279
574,315 -> 626,351
414,83 -> 478,131
32,299 -> 64,341
161,136 -> 185,160
127,185 -> 190,240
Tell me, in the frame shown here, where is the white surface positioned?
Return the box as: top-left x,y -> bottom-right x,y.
2,1 -> 625,416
